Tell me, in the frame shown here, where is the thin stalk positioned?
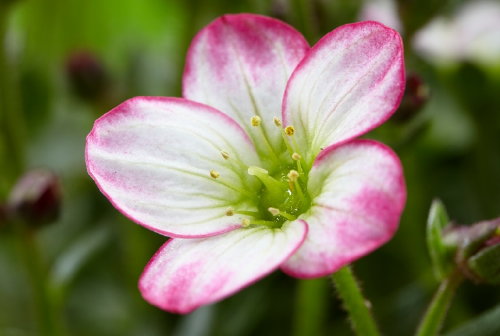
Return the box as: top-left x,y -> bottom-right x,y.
0,3 -> 26,178
331,265 -> 380,336
14,221 -> 62,336
293,278 -> 328,336
415,270 -> 463,336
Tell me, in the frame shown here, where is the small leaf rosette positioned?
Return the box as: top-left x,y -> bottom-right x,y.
86,14 -> 406,313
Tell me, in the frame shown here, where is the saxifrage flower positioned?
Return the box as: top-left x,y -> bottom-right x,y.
86,14 -> 406,313
413,1 -> 500,68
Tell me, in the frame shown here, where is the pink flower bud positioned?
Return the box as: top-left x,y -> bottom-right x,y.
7,169 -> 61,228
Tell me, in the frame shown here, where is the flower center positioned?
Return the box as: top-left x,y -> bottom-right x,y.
210,116 -> 312,229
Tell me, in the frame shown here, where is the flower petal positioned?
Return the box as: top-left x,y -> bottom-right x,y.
282,140 -> 405,278
86,96 -> 262,238
139,220 -> 308,313
183,14 -> 309,158
282,21 -> 405,164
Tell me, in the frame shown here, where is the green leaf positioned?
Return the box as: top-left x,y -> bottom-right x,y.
468,243 -> 500,285
427,199 -> 453,280
444,304 -> 500,336
50,225 -> 110,290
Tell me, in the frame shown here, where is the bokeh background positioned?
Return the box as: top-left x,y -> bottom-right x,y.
1,0 -> 500,335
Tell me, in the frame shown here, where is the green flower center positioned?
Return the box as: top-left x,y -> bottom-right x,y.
210,116 -> 313,229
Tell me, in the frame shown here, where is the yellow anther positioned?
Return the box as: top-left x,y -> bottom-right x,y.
225,207 -> 234,216
292,152 -> 301,161
242,218 -> 251,227
285,125 -> 295,136
220,150 -> 230,160
251,116 -> 262,127
268,207 -> 280,216
287,170 -> 299,182
273,117 -> 282,127
210,170 -> 220,179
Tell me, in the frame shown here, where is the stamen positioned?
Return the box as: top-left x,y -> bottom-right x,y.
225,207 -> 234,216
287,169 -> 305,199
219,149 -> 248,172
285,126 -> 295,136
287,170 -> 299,182
209,173 -> 255,198
292,152 -> 304,175
251,116 -> 262,127
249,115 -> 280,163
273,117 -> 282,127
242,218 -> 251,227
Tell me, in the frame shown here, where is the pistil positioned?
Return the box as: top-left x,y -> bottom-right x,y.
209,170 -> 254,198
212,118 -> 311,230
248,166 -> 286,202
268,207 -> 297,221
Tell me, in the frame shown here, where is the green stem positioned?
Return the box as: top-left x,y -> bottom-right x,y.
0,3 -> 26,180
331,265 -> 380,336
290,0 -> 318,41
293,278 -> 328,336
415,270 -> 463,336
14,221 -> 62,336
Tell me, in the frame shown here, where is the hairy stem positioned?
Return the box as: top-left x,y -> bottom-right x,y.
331,265 -> 380,336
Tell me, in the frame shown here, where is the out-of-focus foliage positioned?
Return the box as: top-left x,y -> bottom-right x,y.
1,0 -> 499,335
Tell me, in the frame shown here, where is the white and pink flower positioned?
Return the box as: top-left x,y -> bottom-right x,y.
413,1 -> 500,68
85,14 -> 406,313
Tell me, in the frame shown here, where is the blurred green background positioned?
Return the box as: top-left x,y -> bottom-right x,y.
1,0 -> 500,335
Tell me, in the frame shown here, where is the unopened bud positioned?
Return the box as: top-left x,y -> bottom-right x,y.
7,169 -> 61,228
443,218 -> 500,284
394,73 -> 429,122
66,51 -> 108,102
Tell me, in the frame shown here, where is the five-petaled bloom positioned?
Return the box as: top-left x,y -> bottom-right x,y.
86,14 -> 406,313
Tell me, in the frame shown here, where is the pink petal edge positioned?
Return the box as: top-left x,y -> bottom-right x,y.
281,139 -> 406,278
85,96 -> 256,239
139,220 -> 308,313
182,13 -> 310,154
282,21 -> 405,157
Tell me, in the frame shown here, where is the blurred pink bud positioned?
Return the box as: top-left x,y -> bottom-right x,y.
7,169 -> 61,228
393,73 -> 429,122
66,51 -> 108,102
